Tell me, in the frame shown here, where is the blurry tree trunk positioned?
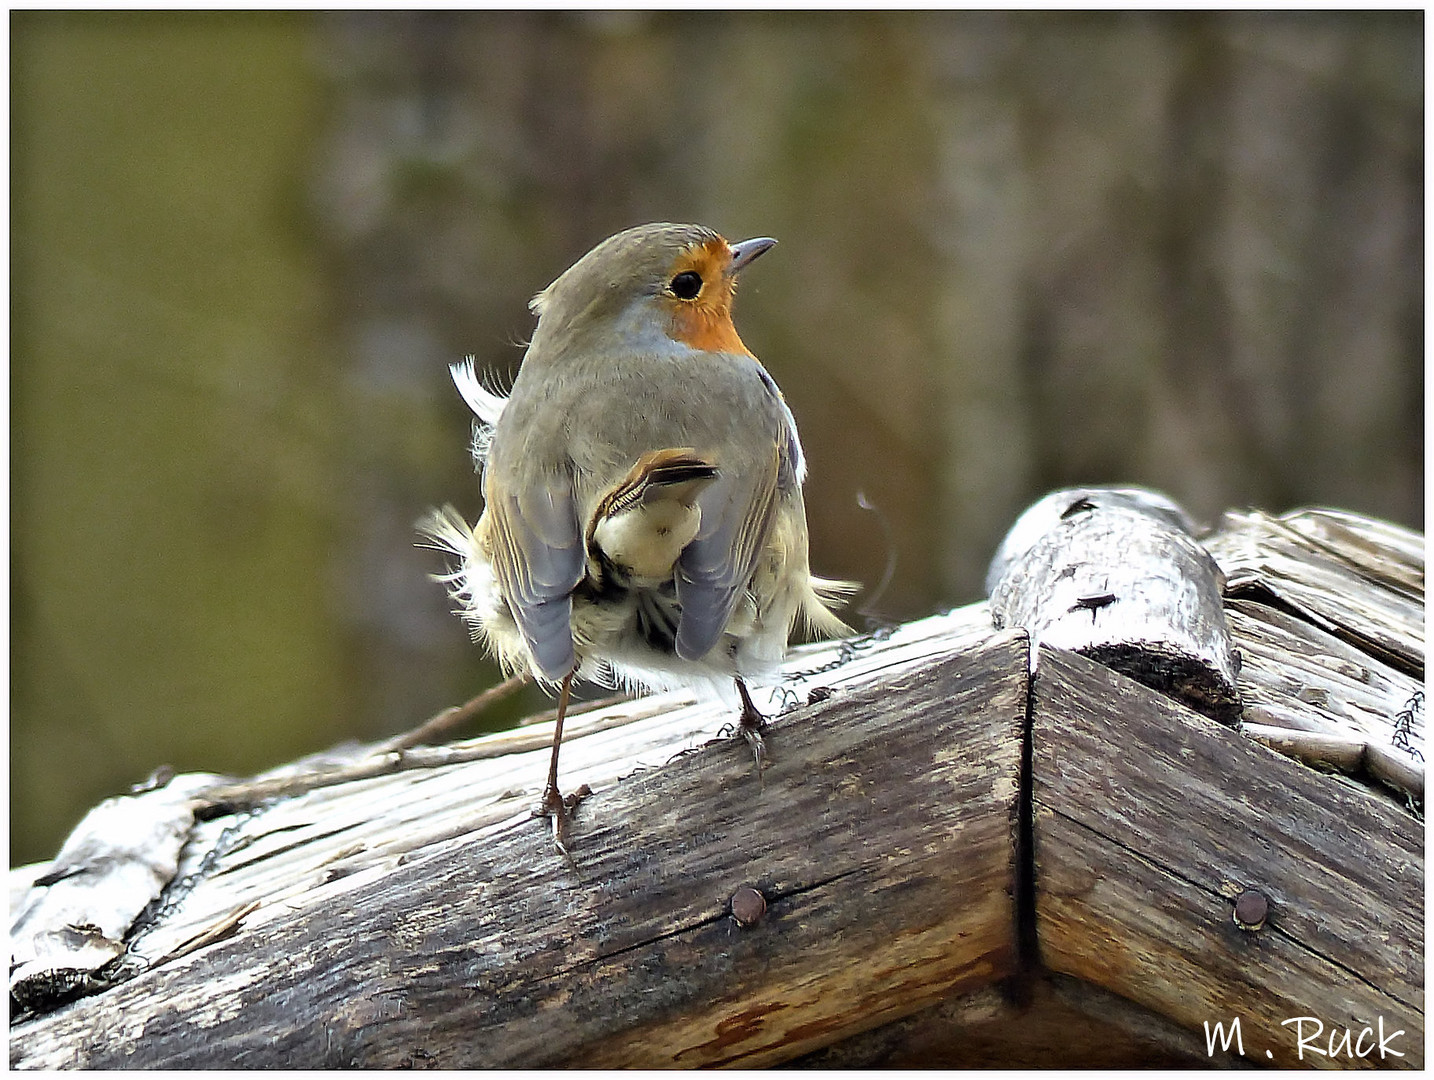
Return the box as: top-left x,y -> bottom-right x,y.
925,15 -> 1040,605
310,6 -> 1420,756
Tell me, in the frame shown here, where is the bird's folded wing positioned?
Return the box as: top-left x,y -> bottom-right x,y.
486,475 -> 584,680
673,447 -> 780,662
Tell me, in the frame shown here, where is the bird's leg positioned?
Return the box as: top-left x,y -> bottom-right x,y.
534,669 -> 589,853
734,676 -> 768,774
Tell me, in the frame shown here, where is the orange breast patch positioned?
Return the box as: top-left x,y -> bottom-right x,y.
668,303 -> 751,355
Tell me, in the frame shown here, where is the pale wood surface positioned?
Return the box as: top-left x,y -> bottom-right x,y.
1209,506 -> 1425,804
1207,508 -> 1424,677
987,486 -> 1240,723
1229,598 -> 1424,800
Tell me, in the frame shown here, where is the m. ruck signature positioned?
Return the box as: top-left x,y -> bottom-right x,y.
1204,1015 -> 1407,1062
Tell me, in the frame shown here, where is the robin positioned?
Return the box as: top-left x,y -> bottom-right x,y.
421,222 -> 855,849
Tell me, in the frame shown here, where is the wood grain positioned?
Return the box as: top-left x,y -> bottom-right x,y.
1281,509 -> 1424,599
1227,598 -> 1424,800
10,633 -> 1028,1069
1208,509 -> 1424,678
10,501 -> 1422,1069
1032,645 -> 1423,1069
789,972 -> 1249,1067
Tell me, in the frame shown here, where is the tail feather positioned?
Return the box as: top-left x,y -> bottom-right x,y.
449,358 -> 508,467
801,574 -> 861,640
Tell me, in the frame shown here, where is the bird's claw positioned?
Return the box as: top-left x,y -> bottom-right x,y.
534,783 -> 592,854
738,705 -> 768,776
733,677 -> 771,779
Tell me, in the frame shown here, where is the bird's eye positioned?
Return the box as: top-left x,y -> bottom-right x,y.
669,270 -> 703,300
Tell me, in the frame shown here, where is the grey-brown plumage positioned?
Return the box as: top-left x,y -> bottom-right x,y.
421,222 -> 854,847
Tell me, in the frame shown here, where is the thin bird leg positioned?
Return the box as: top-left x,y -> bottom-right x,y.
734,676 -> 768,774
536,669 -> 589,852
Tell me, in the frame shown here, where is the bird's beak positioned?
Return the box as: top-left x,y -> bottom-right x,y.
727,236 -> 777,275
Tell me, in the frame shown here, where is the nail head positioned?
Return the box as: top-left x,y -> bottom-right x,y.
731,886 -> 766,927
1233,889 -> 1268,931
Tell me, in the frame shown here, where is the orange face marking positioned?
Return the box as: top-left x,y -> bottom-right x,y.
663,239 -> 753,356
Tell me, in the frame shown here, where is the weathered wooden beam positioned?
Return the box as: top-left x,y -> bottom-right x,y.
1279,508 -> 1424,599
987,486 -> 1241,725
9,633 -> 1028,1069
1227,598 -> 1424,802
1032,645 -> 1424,1070
1207,508 -> 1424,679
9,499 -> 1422,1068
6,606 -> 1000,1024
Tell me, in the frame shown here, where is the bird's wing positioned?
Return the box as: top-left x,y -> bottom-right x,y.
673,444 -> 781,662
484,473 -> 584,681
757,365 -> 807,489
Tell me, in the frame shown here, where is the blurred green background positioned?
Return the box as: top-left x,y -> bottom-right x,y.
11,11 -> 1422,865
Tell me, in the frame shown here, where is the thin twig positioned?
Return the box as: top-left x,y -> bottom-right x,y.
518,689 -> 631,727
194,686 -> 678,813
197,674 -> 533,811
379,672 -> 531,752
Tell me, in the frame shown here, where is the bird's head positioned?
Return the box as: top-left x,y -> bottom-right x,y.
528,223 -> 776,358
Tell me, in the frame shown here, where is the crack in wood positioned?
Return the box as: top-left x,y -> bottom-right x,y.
213,821 -> 367,878
1012,661 -> 1039,988
586,866 -> 869,968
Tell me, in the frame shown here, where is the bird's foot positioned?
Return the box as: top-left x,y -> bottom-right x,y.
533,782 -> 592,855
737,701 -> 768,776
733,677 -> 771,778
